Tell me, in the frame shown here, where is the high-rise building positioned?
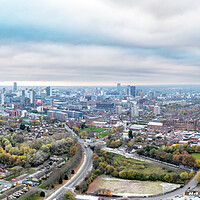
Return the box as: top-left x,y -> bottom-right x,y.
22,90 -> 25,97
1,93 -> 5,105
29,90 -> 36,107
2,88 -> 5,94
116,105 -> 123,114
46,86 -> 52,96
13,82 -> 17,92
154,105 -> 160,115
117,83 -> 121,95
131,106 -> 139,117
127,85 -> 136,97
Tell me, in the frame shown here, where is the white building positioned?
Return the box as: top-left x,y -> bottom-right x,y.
154,105 -> 160,115
116,105 -> 123,115
37,106 -> 44,112
131,106 -> 139,117
21,110 -> 28,117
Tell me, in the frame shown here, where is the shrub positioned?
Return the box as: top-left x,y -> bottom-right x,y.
40,191 -> 45,197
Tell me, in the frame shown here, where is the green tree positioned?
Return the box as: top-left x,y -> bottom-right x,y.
40,191 -> 45,197
65,191 -> 75,200
128,130 -> 133,139
180,172 -> 189,181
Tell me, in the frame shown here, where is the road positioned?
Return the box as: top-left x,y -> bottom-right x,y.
45,125 -> 93,200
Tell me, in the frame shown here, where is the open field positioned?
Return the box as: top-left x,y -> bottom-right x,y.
112,153 -> 178,176
87,176 -> 179,195
99,130 -> 109,138
80,126 -> 105,133
191,153 -> 200,160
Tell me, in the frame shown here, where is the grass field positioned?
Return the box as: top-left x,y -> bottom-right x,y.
110,153 -> 177,176
80,126 -> 105,133
191,153 -> 200,160
100,130 -> 109,138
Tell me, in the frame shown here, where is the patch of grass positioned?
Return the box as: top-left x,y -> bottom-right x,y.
100,131 -> 109,138
80,126 -> 105,133
111,153 -> 177,176
25,169 -> 35,174
18,191 -> 42,200
191,153 -> 200,160
20,121 -> 30,125
5,172 -> 23,181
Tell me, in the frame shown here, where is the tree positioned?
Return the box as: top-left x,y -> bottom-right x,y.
106,165 -> 114,174
65,191 -> 75,200
196,159 -> 200,168
135,136 -> 142,142
40,191 -> 45,197
196,171 -> 200,184
195,145 -> 200,153
182,154 -> 195,167
180,172 -> 189,181
72,126 -> 79,134
189,170 -> 194,178
59,177 -> 63,184
20,124 -> 26,130
64,174 -> 68,180
128,130 -> 133,139
128,140 -> 134,147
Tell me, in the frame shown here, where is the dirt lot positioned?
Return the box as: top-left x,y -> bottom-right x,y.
87,176 -> 180,196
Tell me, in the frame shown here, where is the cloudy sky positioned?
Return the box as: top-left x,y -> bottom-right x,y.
0,0 -> 200,86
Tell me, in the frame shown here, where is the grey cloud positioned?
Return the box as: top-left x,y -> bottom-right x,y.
0,42 -> 200,85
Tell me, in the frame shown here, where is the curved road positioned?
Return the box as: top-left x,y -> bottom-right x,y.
46,125 -> 92,200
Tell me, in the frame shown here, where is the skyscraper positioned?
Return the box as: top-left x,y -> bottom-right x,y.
127,85 -> 136,97
117,83 -> 121,95
154,105 -> 160,115
29,90 -> 36,107
46,86 -> 52,96
1,94 -> 5,106
2,88 -> 5,94
13,82 -> 17,92
116,105 -> 122,114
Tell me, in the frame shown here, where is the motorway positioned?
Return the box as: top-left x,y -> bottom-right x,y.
45,125 -> 93,200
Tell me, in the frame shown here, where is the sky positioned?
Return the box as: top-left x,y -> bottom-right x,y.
0,0 -> 200,86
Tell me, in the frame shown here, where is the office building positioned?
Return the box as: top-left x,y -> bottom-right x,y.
29,90 -> 36,107
117,83 -> 121,95
1,94 -> 5,105
131,106 -> 139,117
22,90 -> 25,97
46,86 -> 52,96
13,82 -> 17,92
127,85 -> 136,97
2,88 -> 5,93
96,102 -> 114,110
116,105 -> 122,115
154,105 -> 161,115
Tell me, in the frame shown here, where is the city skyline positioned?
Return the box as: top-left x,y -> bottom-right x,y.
1,0 -> 200,85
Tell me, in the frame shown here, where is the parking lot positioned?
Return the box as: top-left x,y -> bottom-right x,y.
0,180 -> 12,193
